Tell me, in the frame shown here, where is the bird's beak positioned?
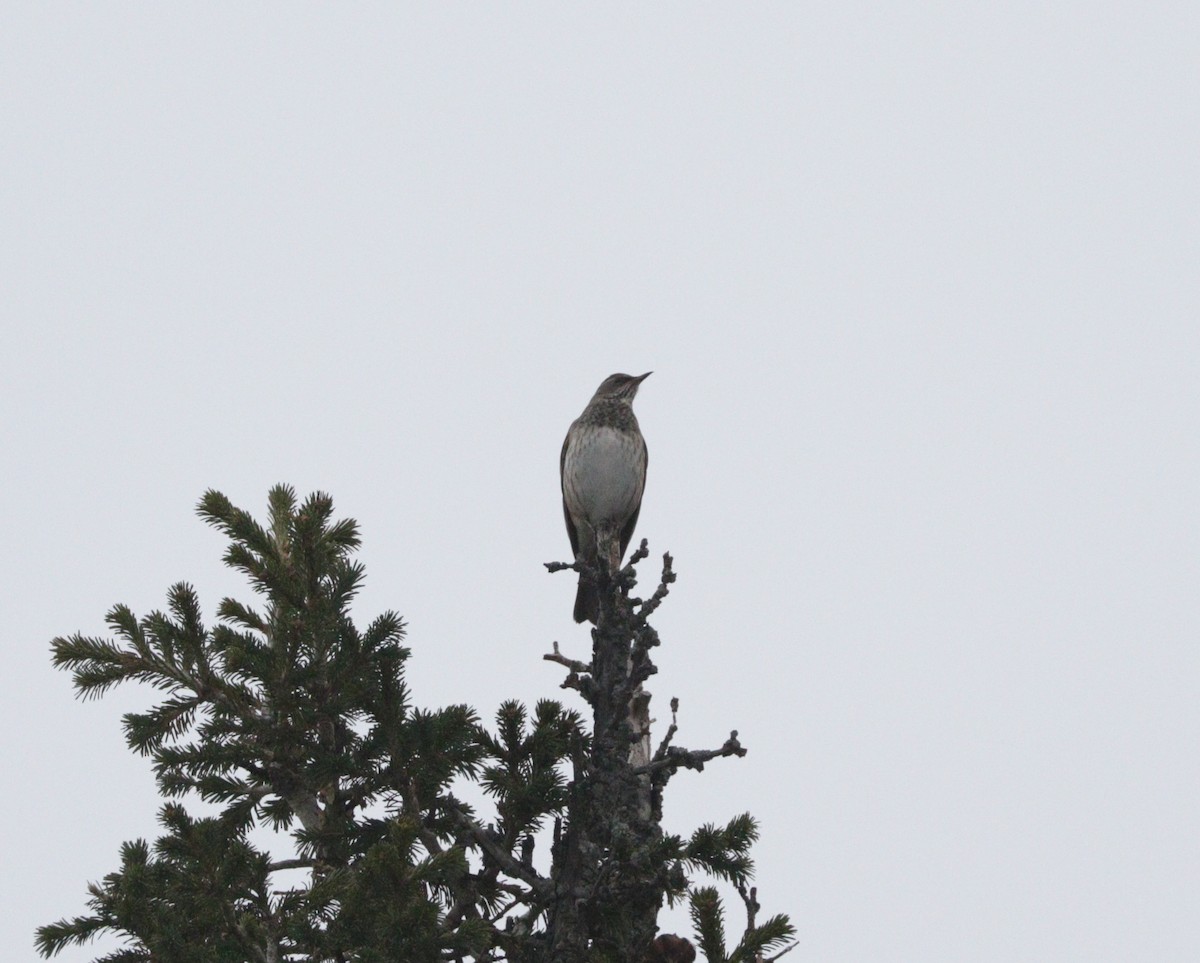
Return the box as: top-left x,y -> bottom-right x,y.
636,371 -> 652,383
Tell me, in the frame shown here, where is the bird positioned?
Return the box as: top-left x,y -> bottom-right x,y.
560,372 -> 651,624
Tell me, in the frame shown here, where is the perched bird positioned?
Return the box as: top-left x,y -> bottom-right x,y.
560,372 -> 651,623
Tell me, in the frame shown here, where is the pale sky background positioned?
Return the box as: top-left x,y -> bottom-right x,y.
3,4 -> 1197,961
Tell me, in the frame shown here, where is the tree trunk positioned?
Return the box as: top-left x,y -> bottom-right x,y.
542,542 -> 663,962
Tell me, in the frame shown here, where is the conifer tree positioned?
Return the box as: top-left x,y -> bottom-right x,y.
38,486 -> 793,962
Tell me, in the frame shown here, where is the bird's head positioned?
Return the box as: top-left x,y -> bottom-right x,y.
592,371 -> 652,403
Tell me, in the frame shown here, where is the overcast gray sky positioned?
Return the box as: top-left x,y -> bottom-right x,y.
3,4 -> 1197,961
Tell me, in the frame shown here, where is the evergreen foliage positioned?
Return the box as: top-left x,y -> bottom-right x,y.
38,486 -> 792,962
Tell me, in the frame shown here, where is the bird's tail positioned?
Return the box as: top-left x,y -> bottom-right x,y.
573,575 -> 599,624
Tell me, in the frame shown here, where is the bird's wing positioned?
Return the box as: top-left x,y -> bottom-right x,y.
560,427 -> 580,559
618,432 -> 648,559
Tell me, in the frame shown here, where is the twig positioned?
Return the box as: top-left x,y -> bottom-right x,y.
634,731 -> 746,777
267,858 -> 316,872
402,780 -> 445,857
652,697 -> 680,761
626,539 -> 651,566
637,552 -> 676,620
739,883 -> 760,937
450,807 -> 551,895
543,641 -> 595,699
542,641 -> 591,675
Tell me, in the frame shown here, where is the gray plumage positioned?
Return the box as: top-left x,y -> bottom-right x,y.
560,372 -> 650,623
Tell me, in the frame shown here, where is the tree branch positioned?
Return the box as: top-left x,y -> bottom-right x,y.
635,550 -> 675,621
654,697 -> 681,761
542,641 -> 592,675
267,858 -> 316,872
636,731 -> 746,778
450,807 -> 551,896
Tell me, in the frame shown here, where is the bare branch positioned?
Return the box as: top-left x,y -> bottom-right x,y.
739,883 -> 760,937
626,538 -> 651,566
653,696 -> 681,761
636,551 -> 676,620
635,731 -> 746,778
450,808 -> 552,896
542,640 -> 591,675
267,858 -> 316,872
